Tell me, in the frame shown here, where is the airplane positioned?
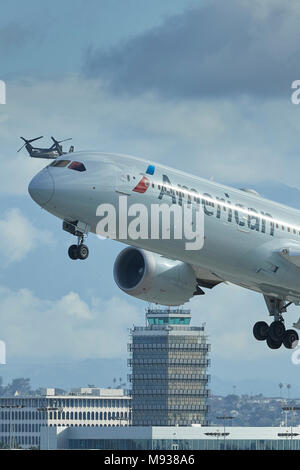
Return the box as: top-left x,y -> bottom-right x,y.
28,151 -> 300,351
17,136 -> 73,159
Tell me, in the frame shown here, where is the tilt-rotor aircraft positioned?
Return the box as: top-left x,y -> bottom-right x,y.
28,151 -> 300,351
18,136 -> 73,159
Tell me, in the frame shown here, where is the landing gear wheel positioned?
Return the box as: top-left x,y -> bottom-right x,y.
283,330 -> 299,349
266,335 -> 282,349
268,321 -> 286,342
68,244 -> 78,260
77,244 -> 89,260
253,321 -> 269,341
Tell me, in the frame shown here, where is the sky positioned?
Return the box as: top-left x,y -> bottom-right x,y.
1,0 -> 300,396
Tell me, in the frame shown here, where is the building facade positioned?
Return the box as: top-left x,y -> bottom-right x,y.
0,388 -> 131,449
128,308 -> 210,426
41,425 -> 300,450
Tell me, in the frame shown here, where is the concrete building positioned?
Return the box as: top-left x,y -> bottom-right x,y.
0,387 -> 131,449
41,425 -> 300,450
128,308 -> 210,426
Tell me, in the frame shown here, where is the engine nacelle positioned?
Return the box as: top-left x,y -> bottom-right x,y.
113,247 -> 197,305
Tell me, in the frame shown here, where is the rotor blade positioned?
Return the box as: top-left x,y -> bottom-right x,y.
57,138 -> 72,144
19,135 -> 43,145
51,136 -> 72,144
28,136 -> 43,143
17,143 -> 26,152
17,135 -> 43,152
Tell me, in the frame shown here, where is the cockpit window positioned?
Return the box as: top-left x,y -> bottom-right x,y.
68,161 -> 86,172
50,159 -> 71,167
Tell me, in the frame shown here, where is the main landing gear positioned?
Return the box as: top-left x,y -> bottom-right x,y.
253,296 -> 299,350
63,220 -> 90,261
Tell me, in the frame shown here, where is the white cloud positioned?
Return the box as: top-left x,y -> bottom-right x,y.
57,292 -> 92,320
0,208 -> 54,264
0,286 -> 140,360
1,75 -> 300,198
0,154 -> 46,196
0,280 -> 298,364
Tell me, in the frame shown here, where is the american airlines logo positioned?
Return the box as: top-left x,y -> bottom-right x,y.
129,171 -> 283,239
157,174 -> 276,236
133,176 -> 150,194
0,81 -> 6,105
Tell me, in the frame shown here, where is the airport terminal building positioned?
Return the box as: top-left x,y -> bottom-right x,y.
41,425 -> 300,450
0,388 -> 131,449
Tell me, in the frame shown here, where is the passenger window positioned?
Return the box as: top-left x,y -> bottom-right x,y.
68,161 -> 86,172
50,159 -> 70,167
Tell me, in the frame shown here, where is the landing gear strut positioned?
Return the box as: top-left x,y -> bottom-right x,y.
63,220 -> 90,261
253,296 -> 299,350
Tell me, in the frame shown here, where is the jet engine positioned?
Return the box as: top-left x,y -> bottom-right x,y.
113,247 -> 197,305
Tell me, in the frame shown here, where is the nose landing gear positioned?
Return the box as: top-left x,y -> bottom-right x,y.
68,242 -> 89,260
63,219 -> 90,261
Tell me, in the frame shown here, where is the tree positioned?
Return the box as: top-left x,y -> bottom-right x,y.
5,378 -> 31,396
287,384 -> 291,401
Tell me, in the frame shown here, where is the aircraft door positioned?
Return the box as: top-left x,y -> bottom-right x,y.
115,170 -> 132,196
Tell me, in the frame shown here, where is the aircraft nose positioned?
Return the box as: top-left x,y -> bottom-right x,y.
28,169 -> 54,206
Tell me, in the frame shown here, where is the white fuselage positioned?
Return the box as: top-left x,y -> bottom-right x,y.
28,151 -> 300,303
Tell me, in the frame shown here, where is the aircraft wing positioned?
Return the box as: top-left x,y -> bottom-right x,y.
190,264 -> 225,288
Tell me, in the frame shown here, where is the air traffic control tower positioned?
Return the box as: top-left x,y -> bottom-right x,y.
128,308 -> 210,426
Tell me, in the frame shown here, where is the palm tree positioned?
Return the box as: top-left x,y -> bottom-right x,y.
287,384 -> 291,401
279,383 -> 283,399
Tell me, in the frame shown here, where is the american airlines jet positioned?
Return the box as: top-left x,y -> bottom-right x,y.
28,151 -> 300,351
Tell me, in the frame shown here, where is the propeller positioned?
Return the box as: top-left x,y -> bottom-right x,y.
17,136 -> 43,152
51,136 -> 72,156
51,136 -> 72,145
